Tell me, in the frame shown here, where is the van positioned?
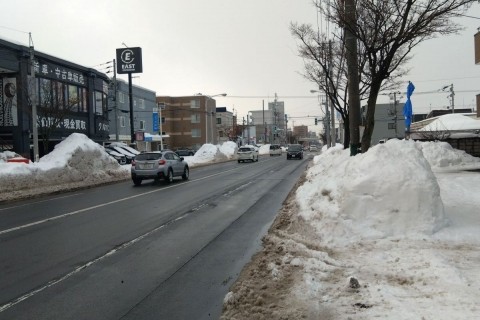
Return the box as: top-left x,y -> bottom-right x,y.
269,144 -> 282,156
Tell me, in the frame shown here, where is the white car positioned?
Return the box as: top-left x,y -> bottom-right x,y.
237,146 -> 259,163
309,145 -> 318,152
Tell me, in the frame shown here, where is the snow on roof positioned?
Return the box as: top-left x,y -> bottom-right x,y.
419,114 -> 480,132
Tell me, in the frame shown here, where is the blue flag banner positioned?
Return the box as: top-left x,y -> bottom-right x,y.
403,81 -> 415,132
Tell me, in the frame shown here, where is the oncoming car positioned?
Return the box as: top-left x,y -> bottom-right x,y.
237,146 -> 259,163
269,144 -> 282,156
286,144 -> 304,160
131,151 -> 189,185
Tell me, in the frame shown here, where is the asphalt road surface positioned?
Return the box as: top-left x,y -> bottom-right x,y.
0,154 -> 310,320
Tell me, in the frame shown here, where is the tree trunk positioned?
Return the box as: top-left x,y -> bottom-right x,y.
361,82 -> 382,152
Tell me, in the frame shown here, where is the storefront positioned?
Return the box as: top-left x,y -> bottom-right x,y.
0,38 -> 110,159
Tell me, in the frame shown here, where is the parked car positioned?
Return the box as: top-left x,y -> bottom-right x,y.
269,144 -> 282,156
175,149 -> 195,157
131,151 -> 189,185
104,148 -> 127,165
108,142 -> 140,155
287,144 -> 304,160
237,146 -> 259,163
106,145 -> 136,163
309,145 -> 318,152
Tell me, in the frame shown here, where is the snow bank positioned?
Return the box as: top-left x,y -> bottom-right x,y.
0,133 -> 129,194
416,140 -> 480,169
297,139 -> 447,245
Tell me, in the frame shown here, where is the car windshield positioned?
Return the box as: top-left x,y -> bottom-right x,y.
135,153 -> 162,161
289,145 -> 302,151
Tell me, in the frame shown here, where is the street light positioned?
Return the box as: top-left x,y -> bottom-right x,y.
195,93 -> 227,144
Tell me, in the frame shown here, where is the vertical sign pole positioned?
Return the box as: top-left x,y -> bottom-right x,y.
128,72 -> 134,143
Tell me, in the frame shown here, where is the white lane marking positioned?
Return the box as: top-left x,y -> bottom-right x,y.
0,193 -> 84,212
0,166 -> 241,236
0,210 -> 194,313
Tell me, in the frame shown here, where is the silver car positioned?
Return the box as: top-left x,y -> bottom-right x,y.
131,151 -> 189,185
237,146 -> 259,163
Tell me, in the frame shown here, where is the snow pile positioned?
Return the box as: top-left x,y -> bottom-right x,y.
416,140 -> 480,169
297,139 -> 446,246
222,139 -> 480,320
186,143 -> 233,165
0,133 -> 129,198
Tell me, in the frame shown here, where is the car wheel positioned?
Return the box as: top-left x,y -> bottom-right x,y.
133,177 -> 142,186
182,166 -> 189,180
165,169 -> 174,184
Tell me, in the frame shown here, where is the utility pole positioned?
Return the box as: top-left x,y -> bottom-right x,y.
328,40 -> 336,146
29,33 -> 39,162
344,0 -> 362,155
113,59 -> 119,141
450,84 -> 455,113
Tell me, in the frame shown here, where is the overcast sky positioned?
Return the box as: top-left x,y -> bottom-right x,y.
1,0 -> 480,134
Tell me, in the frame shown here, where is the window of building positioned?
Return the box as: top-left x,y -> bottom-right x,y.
80,88 -> 88,112
191,128 -> 201,137
120,116 -> 126,127
95,91 -> 104,115
134,100 -> 137,108
38,78 -> 52,108
52,81 -> 65,110
139,99 -> 145,109
161,116 -> 165,124
388,123 -> 396,130
119,92 -> 125,103
191,113 -> 201,123
139,120 -> 145,130
191,100 -> 199,109
68,85 -> 79,111
216,117 -> 222,125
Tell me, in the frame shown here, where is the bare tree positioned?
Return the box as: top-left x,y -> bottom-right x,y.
294,0 -> 475,151
291,19 -> 404,148
325,0 -> 475,151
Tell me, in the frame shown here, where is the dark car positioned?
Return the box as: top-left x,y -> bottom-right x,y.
131,151 -> 189,185
175,149 -> 195,156
287,144 -> 304,160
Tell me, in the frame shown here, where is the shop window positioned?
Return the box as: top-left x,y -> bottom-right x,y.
95,91 -> 103,115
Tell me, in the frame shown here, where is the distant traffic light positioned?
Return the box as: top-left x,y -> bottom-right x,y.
314,118 -> 318,125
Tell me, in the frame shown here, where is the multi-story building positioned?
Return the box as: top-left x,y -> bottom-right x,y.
0,37 -> 109,159
216,107 -> 234,144
248,96 -> 286,144
293,125 -> 309,139
156,95 -> 220,150
107,78 -> 157,151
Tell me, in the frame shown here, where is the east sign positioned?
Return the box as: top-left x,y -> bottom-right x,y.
116,47 -> 143,74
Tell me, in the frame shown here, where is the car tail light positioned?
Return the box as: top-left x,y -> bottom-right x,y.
131,160 -> 136,167
158,159 -> 166,165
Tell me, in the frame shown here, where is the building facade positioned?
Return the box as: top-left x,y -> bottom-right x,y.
0,38 -> 109,159
107,78 -> 157,151
216,107 -> 234,144
361,102 -> 406,144
156,95 -> 219,150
